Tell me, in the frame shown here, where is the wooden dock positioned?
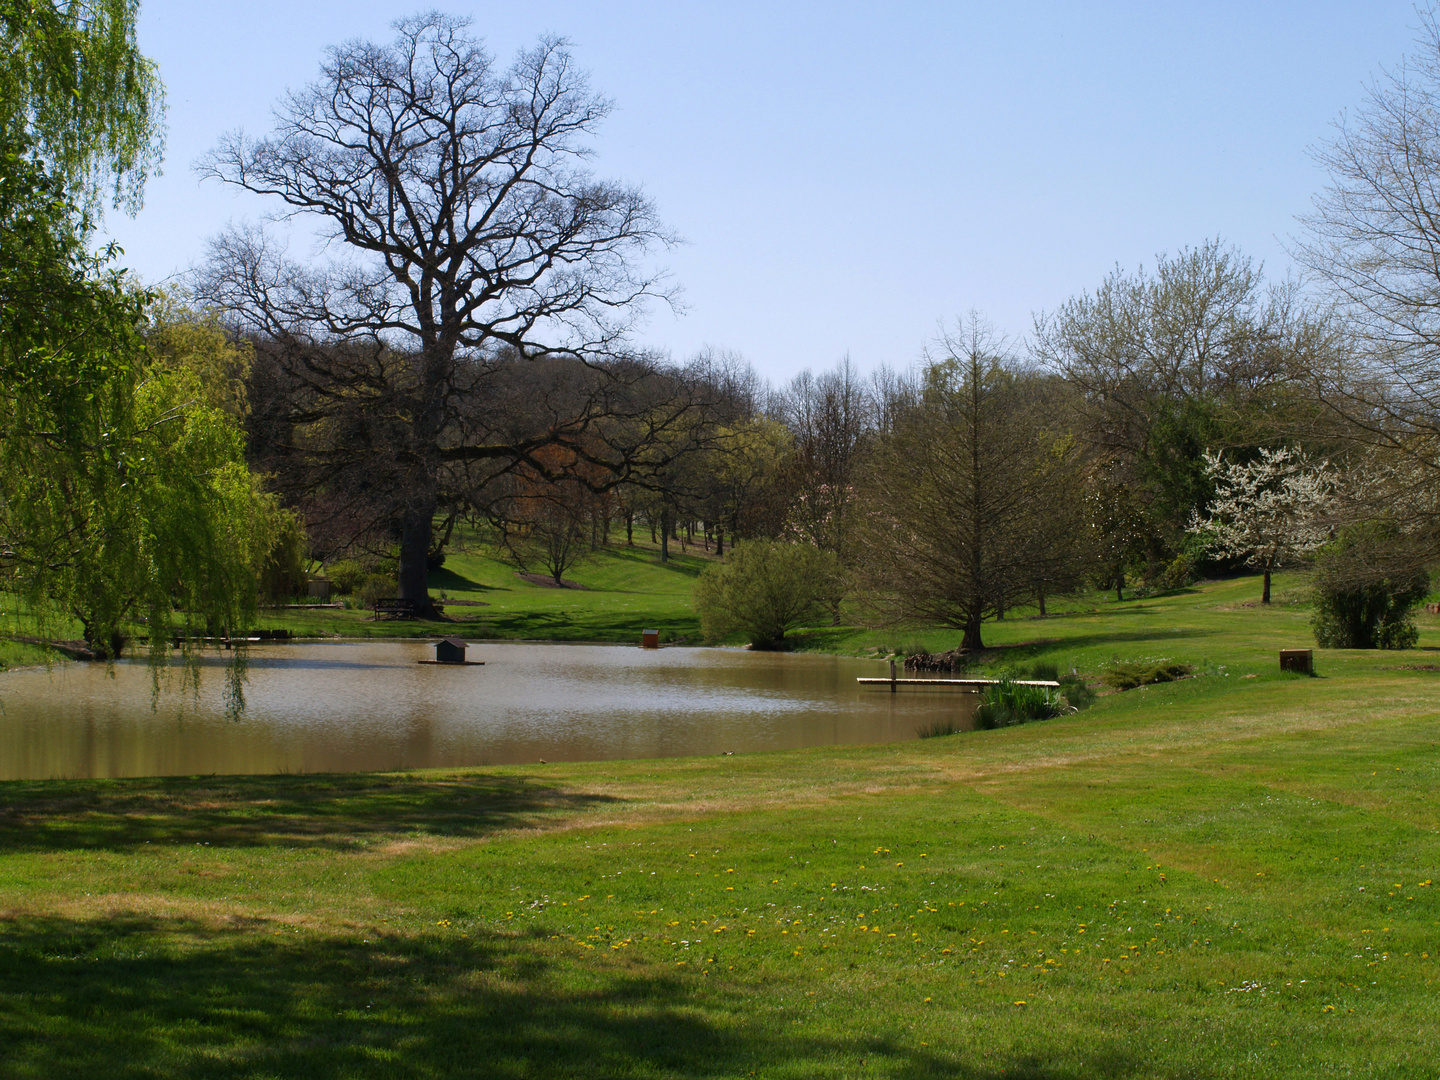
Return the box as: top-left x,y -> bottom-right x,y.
857,677 -> 1059,690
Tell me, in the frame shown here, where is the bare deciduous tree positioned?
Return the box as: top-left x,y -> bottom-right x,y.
777,357 -> 871,558
1293,7 -> 1440,536
195,14 -> 676,615
855,319 -> 1081,650
1033,241 -> 1299,461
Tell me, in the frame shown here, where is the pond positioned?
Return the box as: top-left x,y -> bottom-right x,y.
0,642 -> 980,780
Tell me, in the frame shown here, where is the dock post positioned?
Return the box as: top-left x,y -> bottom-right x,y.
890,659 -> 897,693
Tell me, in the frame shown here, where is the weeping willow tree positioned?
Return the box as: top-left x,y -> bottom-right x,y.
0,235 -> 282,657
0,0 -> 164,213
1,3 -> 282,663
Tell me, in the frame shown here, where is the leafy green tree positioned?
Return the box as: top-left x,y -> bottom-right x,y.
1035,241 -> 1319,561
708,418 -> 793,552
693,541 -> 839,649
3,290 -> 282,654
1134,397 -> 1235,551
258,507 -> 310,603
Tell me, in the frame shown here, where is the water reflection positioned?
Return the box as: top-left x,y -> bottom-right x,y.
0,642 -> 979,780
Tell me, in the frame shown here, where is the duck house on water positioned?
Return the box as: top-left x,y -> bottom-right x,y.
418,637 -> 485,666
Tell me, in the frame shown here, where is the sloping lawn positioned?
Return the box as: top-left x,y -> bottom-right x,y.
261,537 -> 715,643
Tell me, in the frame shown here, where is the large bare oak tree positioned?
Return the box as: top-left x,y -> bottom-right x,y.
195,13 -> 675,614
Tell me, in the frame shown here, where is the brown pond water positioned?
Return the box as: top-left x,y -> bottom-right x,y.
0,642 -> 980,780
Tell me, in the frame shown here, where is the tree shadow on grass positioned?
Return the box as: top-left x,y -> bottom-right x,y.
1017,628 -> 1216,655
0,772 -> 623,854
0,914 -> 1182,1080
428,566 -> 499,593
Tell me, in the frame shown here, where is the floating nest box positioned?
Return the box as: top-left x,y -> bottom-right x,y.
641,629 -> 660,649
419,637 -> 483,665
436,637 -> 467,663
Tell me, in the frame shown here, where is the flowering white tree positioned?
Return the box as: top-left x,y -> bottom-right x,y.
1190,448 -> 1338,604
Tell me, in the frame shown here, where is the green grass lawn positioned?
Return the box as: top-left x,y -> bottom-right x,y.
260,534 -> 717,643
2,574 -> 1440,1076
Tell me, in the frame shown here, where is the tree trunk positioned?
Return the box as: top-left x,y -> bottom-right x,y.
1115,570 -> 1125,602
1262,567 -> 1272,605
650,516 -> 657,543
398,494 -> 439,618
961,609 -> 984,651
1038,592 -> 1046,617
626,510 -> 634,546
715,523 -> 724,558
660,508 -> 670,563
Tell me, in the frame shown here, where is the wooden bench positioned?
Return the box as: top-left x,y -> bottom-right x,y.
371,598 -> 445,619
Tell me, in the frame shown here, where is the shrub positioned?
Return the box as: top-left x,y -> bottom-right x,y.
976,677 -> 1067,729
258,509 -> 310,602
693,541 -> 840,649
917,718 -> 964,739
1058,672 -> 1096,711
1310,523 -> 1429,650
326,559 -> 369,595
1155,550 -> 1199,592
374,547 -> 401,578
1100,659 -> 1193,690
359,573 -> 397,609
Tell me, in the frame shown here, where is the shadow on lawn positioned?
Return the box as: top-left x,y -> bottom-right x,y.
428,566 -> 498,593
0,772 -> 621,854
0,914 -> 1175,1080
1022,627 -> 1216,654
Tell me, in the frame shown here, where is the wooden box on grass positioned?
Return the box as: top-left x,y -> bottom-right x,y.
1279,648 -> 1313,675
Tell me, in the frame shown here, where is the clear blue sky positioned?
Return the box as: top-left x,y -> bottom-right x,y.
103,1 -> 1423,382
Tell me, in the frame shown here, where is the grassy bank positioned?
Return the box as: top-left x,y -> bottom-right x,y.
0,639 -> 53,671
1,534 -> 716,656
2,576 -> 1440,1076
